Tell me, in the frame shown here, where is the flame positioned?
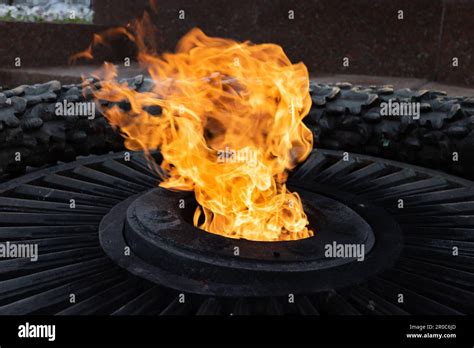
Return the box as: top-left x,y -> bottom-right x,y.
84,22 -> 314,241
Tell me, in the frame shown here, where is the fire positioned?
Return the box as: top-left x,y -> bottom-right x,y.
83,22 -> 314,241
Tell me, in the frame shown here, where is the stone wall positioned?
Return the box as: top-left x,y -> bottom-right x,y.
91,0 -> 474,87
0,21 -> 130,68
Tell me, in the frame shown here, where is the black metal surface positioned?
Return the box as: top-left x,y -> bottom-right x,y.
100,185 -> 400,296
0,149 -> 473,314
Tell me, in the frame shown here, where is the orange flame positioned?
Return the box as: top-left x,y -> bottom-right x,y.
84,22 -> 314,241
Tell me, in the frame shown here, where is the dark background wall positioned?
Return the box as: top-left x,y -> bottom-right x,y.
0,0 -> 473,86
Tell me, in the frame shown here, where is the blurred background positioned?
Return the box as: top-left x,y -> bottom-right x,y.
0,0 -> 92,23
0,0 -> 472,93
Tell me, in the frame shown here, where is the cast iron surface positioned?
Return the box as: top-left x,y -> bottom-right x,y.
100,184 -> 400,296
0,149 -> 473,314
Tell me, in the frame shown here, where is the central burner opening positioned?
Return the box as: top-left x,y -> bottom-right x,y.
179,188 -> 319,244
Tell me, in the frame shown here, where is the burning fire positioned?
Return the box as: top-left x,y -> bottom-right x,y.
79,19 -> 314,241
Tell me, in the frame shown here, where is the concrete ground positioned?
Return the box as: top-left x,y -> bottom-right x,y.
0,65 -> 146,87
1,66 -> 474,97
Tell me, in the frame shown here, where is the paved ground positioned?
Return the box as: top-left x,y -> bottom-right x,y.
1,66 -> 473,97
314,74 -> 474,97
0,65 -> 145,87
